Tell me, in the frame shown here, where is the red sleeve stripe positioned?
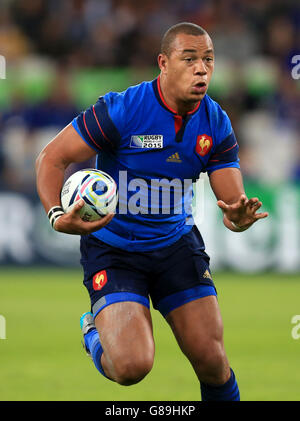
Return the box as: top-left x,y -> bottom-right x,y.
83,112 -> 102,150
220,141 -> 238,154
212,141 -> 238,158
92,105 -> 113,146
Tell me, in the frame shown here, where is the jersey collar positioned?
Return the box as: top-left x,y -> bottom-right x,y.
152,75 -> 201,116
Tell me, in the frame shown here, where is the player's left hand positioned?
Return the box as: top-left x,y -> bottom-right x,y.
217,194 -> 269,232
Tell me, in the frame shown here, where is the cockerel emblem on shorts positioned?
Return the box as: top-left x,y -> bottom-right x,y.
195,134 -> 213,157
93,270 -> 108,291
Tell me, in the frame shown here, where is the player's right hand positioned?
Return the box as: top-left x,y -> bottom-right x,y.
54,200 -> 115,235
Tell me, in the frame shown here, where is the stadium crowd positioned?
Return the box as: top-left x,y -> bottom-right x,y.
0,0 -> 299,193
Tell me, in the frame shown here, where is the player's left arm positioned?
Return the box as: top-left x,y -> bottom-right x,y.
209,167 -> 269,232
205,101 -> 268,231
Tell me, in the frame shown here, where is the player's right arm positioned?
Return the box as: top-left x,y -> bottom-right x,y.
35,123 -> 114,235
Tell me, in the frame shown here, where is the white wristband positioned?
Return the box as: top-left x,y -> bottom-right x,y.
47,206 -> 64,229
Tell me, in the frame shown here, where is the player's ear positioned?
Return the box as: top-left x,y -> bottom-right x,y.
158,53 -> 168,74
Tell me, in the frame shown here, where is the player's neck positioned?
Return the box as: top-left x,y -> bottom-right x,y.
159,75 -> 200,117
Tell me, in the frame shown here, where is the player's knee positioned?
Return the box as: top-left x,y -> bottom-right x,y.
114,354 -> 154,386
192,340 -> 229,385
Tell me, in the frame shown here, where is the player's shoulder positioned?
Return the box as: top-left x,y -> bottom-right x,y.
104,80 -> 153,109
203,94 -> 232,142
203,94 -> 229,121
101,80 -> 154,136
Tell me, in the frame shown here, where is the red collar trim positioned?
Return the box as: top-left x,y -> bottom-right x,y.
157,75 -> 201,116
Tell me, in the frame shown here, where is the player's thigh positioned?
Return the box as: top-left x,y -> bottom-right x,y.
166,295 -> 224,356
150,226 -> 217,318
95,301 -> 155,374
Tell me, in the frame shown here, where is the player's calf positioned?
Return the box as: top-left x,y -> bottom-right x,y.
166,296 -> 240,400
186,338 -> 239,401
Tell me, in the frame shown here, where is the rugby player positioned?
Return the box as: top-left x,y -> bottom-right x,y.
36,23 -> 268,401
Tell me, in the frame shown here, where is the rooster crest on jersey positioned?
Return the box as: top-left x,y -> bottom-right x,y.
93,270 -> 108,291
61,169 -> 118,221
196,134 -> 213,157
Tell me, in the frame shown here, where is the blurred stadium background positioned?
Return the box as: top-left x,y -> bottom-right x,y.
0,0 -> 300,401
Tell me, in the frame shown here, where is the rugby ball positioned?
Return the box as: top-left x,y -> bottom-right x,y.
61,169 -> 118,221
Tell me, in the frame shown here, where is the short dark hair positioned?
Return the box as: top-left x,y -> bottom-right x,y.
161,22 -> 208,57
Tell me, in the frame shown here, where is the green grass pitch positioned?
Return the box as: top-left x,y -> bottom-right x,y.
1,267 -> 300,401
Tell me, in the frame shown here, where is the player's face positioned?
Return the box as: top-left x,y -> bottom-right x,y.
159,33 -> 214,106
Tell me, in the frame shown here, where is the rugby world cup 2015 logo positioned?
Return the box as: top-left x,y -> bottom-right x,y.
93,270 -> 108,291
195,134 -> 213,157
130,135 -> 163,148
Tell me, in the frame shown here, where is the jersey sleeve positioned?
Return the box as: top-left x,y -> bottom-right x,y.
205,103 -> 240,176
71,91 -> 125,153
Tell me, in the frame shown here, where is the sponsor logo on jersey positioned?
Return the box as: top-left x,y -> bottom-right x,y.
93,270 -> 108,291
130,135 -> 163,148
195,134 -> 213,157
166,152 -> 182,163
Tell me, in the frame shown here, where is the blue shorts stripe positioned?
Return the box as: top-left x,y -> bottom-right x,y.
92,292 -> 150,319
156,285 -> 217,317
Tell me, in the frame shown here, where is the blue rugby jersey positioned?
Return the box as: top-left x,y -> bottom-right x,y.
72,75 -> 240,251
